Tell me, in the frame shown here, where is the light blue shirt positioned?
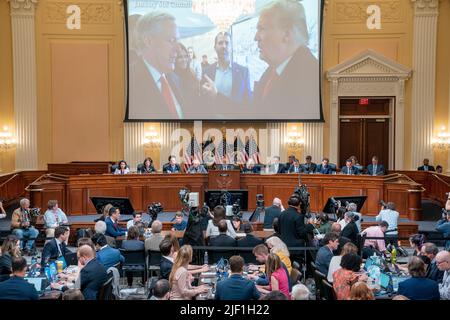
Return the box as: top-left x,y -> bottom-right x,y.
43,208 -> 68,228
215,64 -> 232,98
375,209 -> 399,235
142,59 -> 183,118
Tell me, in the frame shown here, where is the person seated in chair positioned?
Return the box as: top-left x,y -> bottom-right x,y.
159,238 -> 175,280
288,159 -> 302,173
418,158 -> 435,171
315,157 -> 334,174
301,155 -> 317,174
215,155 -> 237,171
421,242 -> 445,283
95,220 -> 116,248
0,235 -> 21,277
268,156 -> 286,174
314,232 -> 339,275
360,221 -> 389,259
145,220 -> 165,251
105,206 -> 126,238
43,199 -> 69,239
138,157 -> 156,173
41,226 -> 71,265
77,245 -> 108,300
163,155 -> 182,173
237,223 -> 263,248
208,220 -> 236,247
186,159 -> 208,173
113,160 -> 130,175
341,159 -> 360,175
366,156 -> 385,176
172,212 -> 187,231
126,212 -> 143,230
215,255 -> 260,300
150,279 -> 170,300
242,159 -> 260,173
92,233 -> 124,269
11,198 -> 39,256
398,256 -> 440,300
0,256 -> 39,300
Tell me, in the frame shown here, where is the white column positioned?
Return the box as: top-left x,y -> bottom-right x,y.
303,122 -> 324,164
410,0 -> 439,169
10,0 -> 39,170
160,122 -> 180,169
123,122 -> 145,171
329,79 -> 339,165
448,76 -> 450,173
266,122 -> 287,162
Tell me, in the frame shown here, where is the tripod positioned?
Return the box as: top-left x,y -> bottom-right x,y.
249,206 -> 265,222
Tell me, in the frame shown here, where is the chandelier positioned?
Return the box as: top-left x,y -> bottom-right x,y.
0,126 -> 16,151
432,127 -> 450,150
143,127 -> 161,148
286,126 -> 304,148
192,0 -> 256,31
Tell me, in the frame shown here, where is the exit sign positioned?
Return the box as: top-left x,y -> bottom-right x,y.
359,98 -> 369,105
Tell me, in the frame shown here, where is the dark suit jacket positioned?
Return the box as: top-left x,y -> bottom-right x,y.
315,164 -> 334,174
269,163 -> 286,174
80,258 -> 108,300
0,276 -> 39,300
0,253 -> 12,275
426,261 -> 445,283
418,165 -> 435,171
253,46 -> 319,119
41,238 -> 70,265
341,166 -> 360,175
301,163 -> 317,174
128,57 -> 187,120
367,164 -> 385,175
287,165 -> 302,173
105,217 -> 126,238
263,205 -> 282,229
96,246 -> 125,270
163,163 -> 182,173
121,240 -> 145,251
215,274 -> 260,300
159,256 -> 173,280
242,165 -> 261,174
215,164 -> 238,171
209,234 -> 236,247
278,207 -> 308,247
237,234 -> 263,248
315,245 -> 334,275
341,222 -> 359,245
397,277 -> 440,300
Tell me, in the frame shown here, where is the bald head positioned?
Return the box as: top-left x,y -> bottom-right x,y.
436,251 -> 450,271
78,245 -> 95,259
273,198 -> 282,207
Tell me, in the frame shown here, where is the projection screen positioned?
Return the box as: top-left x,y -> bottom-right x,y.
125,0 -> 323,121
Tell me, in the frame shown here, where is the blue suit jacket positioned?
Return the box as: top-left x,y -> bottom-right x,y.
315,246 -> 334,275
162,163 -> 182,173
0,276 -> 39,300
316,164 -> 334,174
367,164 -> 385,175
215,274 -> 260,300
397,277 -> 440,300
341,166 -> 360,175
80,258 -> 108,300
159,256 -> 173,280
105,217 -> 126,238
96,246 -> 125,269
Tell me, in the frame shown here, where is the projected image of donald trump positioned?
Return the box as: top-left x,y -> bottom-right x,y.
253,0 -> 319,119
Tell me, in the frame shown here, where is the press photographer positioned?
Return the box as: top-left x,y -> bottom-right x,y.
436,192 -> 450,250
11,198 -> 40,255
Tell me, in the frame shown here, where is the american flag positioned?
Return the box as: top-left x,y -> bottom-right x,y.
183,136 -> 202,171
245,136 -> 260,164
234,136 -> 247,165
214,137 -> 235,165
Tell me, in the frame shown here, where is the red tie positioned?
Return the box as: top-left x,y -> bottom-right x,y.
160,74 -> 178,118
262,68 -> 278,99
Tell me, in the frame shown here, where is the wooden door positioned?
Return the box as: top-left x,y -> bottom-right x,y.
339,119 -> 363,167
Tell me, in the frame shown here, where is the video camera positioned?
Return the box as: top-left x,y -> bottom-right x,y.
179,188 -> 190,206
256,194 -> 264,208
232,199 -> 242,218
293,185 -> 311,216
147,202 -> 163,222
29,208 -> 41,217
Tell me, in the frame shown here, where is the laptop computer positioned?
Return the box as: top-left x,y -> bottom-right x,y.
25,277 -> 49,295
64,252 -> 77,266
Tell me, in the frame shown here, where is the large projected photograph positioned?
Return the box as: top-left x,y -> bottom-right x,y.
125,0 -> 323,121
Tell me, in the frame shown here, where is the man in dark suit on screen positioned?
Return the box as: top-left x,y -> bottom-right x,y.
367,156 -> 385,176
253,0 -> 320,119
128,12 -> 188,120
202,32 -> 252,118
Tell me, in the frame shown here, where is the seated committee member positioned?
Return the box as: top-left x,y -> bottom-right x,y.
263,198 -> 283,230
253,0 -> 319,119
315,157 -> 334,174
77,245 -> 108,300
41,226 -> 71,265
367,156 -> 385,175
163,155 -> 182,173
287,159 -> 301,173
11,198 -> 39,255
201,31 -> 251,117
418,158 -> 435,171
43,199 -> 69,238
187,159 -> 208,173
114,160 -> 130,175
268,156 -> 286,174
242,159 -> 261,173
0,257 -> 39,300
341,159 -> 360,175
138,157 -> 156,173
215,255 -> 260,300
398,256 -> 440,300
105,207 -> 126,238
301,155 -> 317,174
215,155 -> 237,171
128,12 -> 189,120
169,245 -> 208,300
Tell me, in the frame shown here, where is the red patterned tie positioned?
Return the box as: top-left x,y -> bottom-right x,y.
261,68 -> 278,99
160,74 -> 178,118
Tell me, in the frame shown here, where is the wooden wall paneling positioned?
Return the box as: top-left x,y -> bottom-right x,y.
69,189 -> 83,215
128,186 -> 143,212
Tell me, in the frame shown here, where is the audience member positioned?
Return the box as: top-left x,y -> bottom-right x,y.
315,213 -> 332,234
92,233 -> 125,269
43,200 -> 69,238
392,294 -> 409,300
206,206 -> 237,239
208,220 -> 236,247
121,226 -> 144,251
340,212 -> 359,245
0,256 -> 39,300
315,232 -> 339,275
77,237 -> 96,252
259,290 -> 288,300
0,200 -> 6,219
94,221 -> 116,248
150,279 -> 170,300
237,223 -> 263,248
291,283 -> 310,300
327,242 -> 358,283
78,245 -> 108,300
105,206 -> 127,238
436,251 -> 450,299
398,256 -> 440,300
168,245 -> 208,300
172,212 -> 187,231
333,253 -> 367,300
257,253 -> 290,299
421,242 -> 444,283
263,198 -> 282,230
95,203 -> 113,222
0,235 -> 20,276
126,212 -> 143,230
41,226 -> 71,265
266,236 -> 292,274
159,238 -> 175,280
145,220 -> 164,251
11,198 -> 39,255
409,234 -> 425,256
215,256 -> 260,300
232,216 -> 245,232
62,288 -> 85,300
349,282 -> 374,300
346,203 -> 362,232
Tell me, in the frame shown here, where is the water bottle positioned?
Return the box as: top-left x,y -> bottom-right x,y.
49,263 -> 57,282
29,257 -> 37,277
204,251 -> 209,265
391,246 -> 397,264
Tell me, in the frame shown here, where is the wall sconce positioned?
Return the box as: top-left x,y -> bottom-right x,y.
286,126 -> 305,148
432,126 -> 450,150
0,126 -> 16,151
143,127 -> 161,147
